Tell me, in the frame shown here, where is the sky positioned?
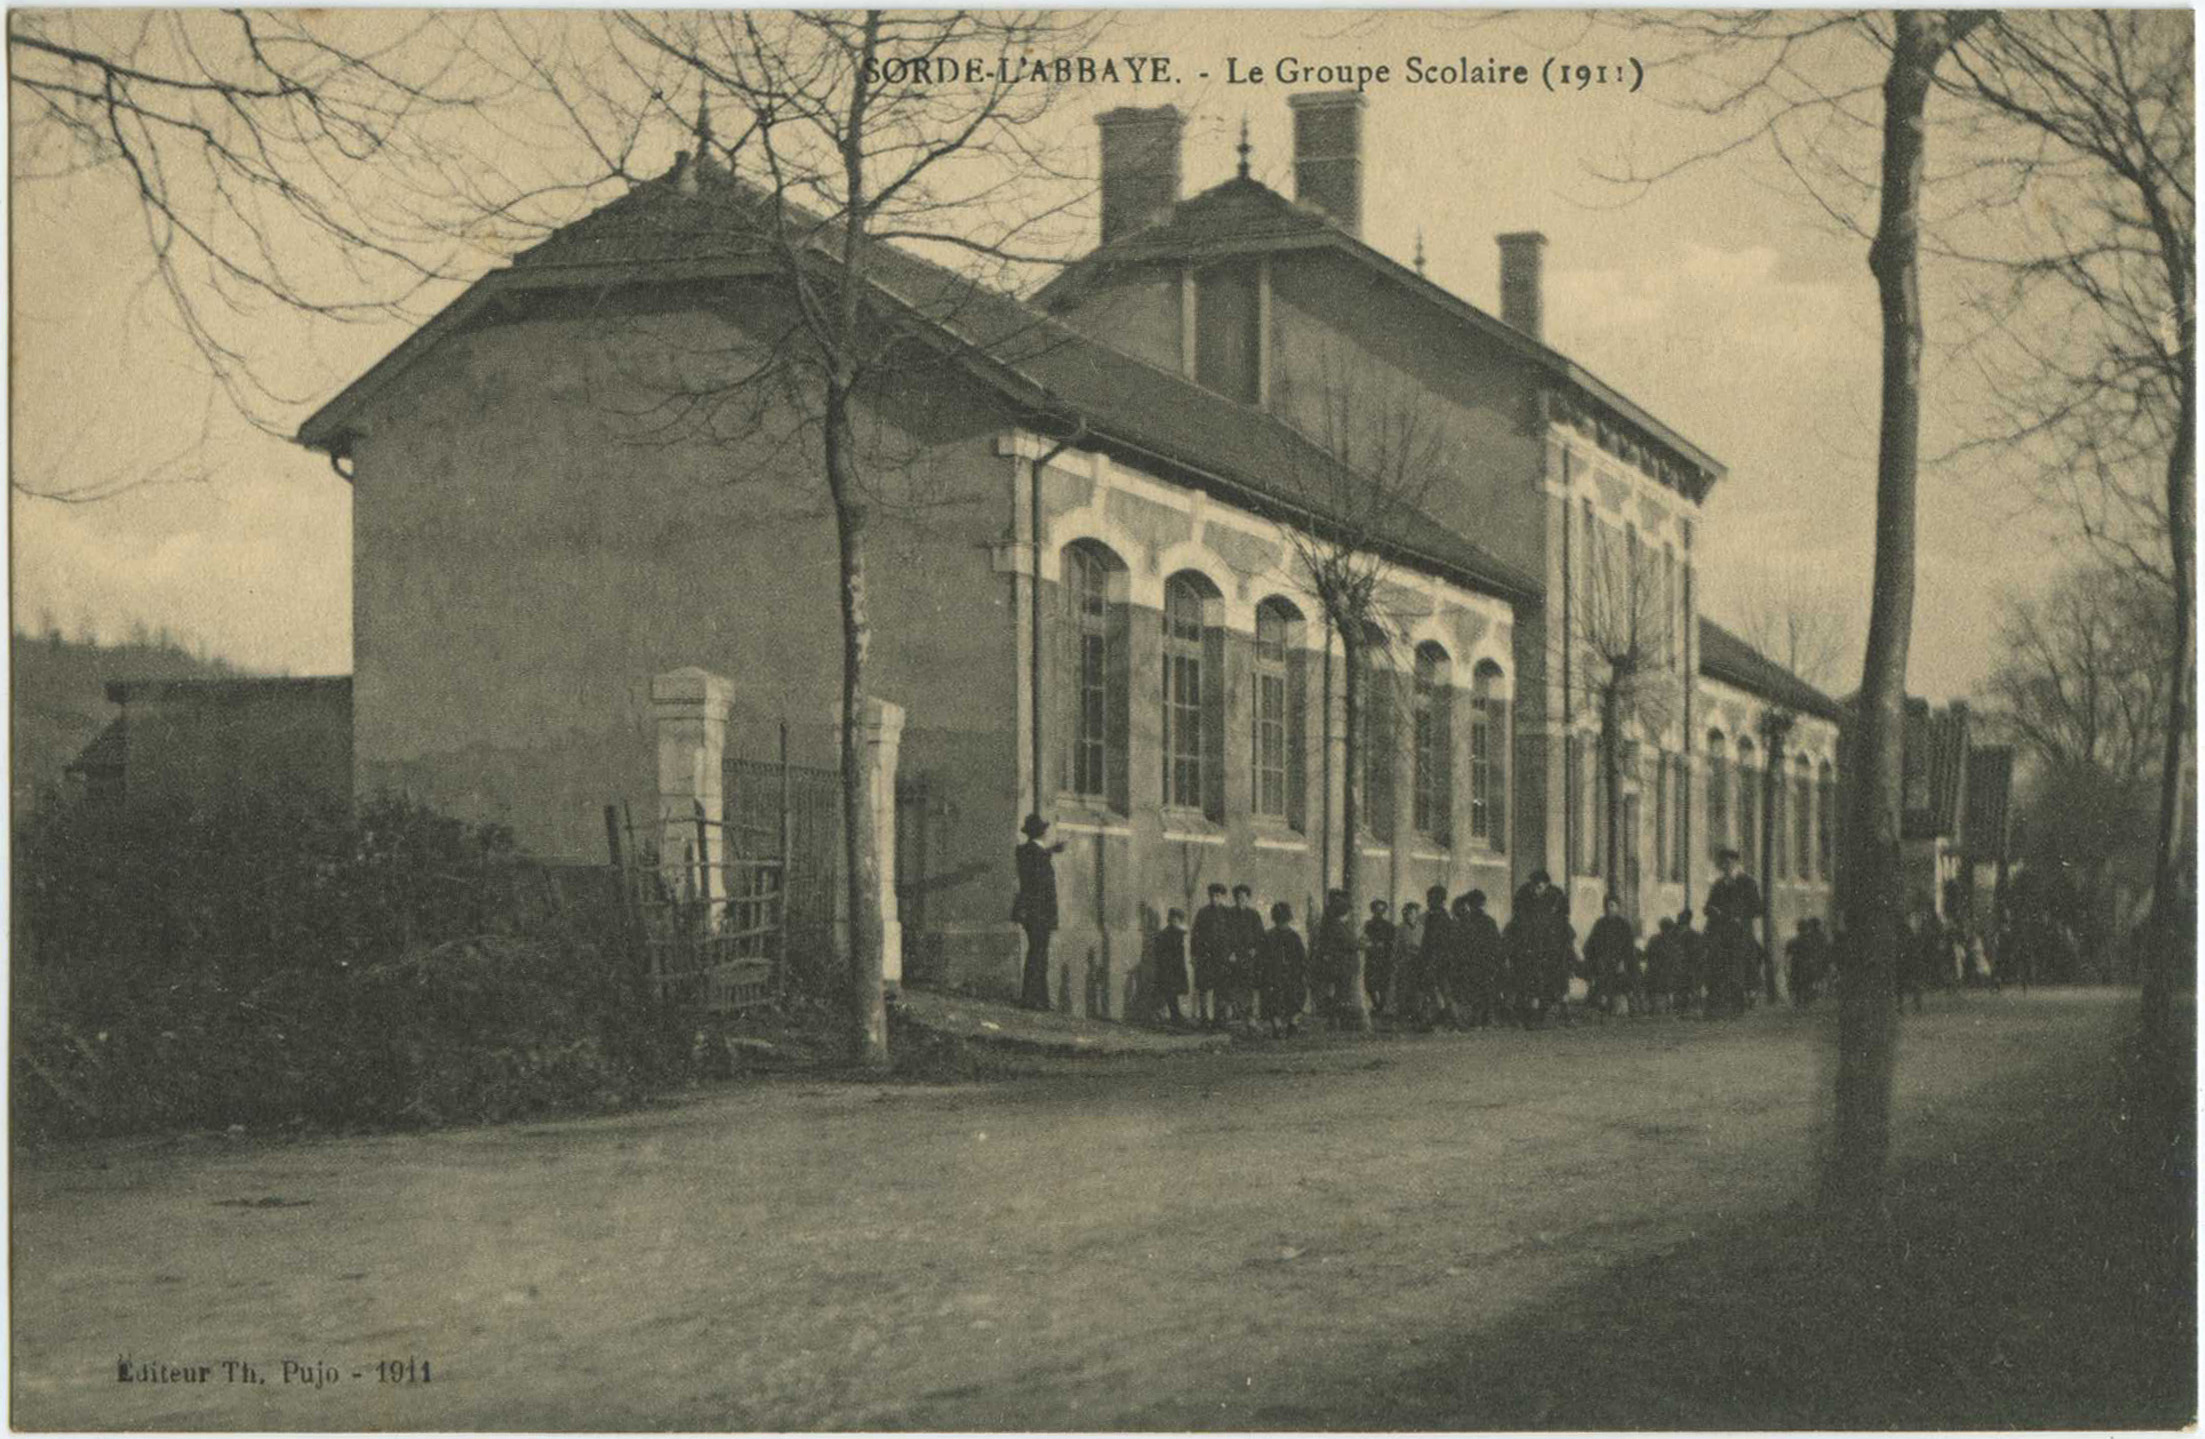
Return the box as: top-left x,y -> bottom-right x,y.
8,8 -> 2078,697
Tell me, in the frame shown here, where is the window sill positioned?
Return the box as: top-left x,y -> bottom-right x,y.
1159,809 -> 1226,845
1050,796 -> 1130,836
1055,818 -> 1133,838
1252,833 -> 1309,853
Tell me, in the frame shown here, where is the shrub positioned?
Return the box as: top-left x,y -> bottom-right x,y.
12,795 -> 696,1143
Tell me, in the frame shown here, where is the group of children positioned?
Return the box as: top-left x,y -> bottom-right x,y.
1147,872 -> 1594,1034
1145,871 -> 1834,1033
1148,883 -> 1369,1036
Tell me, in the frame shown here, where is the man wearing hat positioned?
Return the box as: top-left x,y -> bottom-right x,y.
1190,882 -> 1234,1028
1011,813 -> 1066,1011
1704,849 -> 1761,1019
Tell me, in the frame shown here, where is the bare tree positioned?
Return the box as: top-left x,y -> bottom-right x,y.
1984,555 -> 2173,968
501,10 -> 1102,1066
1827,11 -> 1989,1215
9,9 -> 507,487
1934,12 -> 2194,1035
1984,559 -> 2172,788
1612,9 -> 1988,1212
1270,352 -> 1461,1034
1729,572 -> 1853,693
1561,506 -> 1682,919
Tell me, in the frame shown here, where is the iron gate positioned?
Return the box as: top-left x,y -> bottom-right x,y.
603,725 -> 842,1013
606,802 -> 782,1012
725,727 -> 842,997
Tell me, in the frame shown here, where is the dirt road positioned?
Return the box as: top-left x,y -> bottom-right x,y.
11,988 -> 2183,1429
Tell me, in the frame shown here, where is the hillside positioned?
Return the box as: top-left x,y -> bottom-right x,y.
11,630 -> 252,814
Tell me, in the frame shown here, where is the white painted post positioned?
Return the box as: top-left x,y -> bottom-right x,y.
652,667 -> 734,903
862,697 -> 906,988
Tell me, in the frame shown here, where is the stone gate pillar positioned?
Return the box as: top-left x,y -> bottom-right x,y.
652,667 -> 733,900
862,697 -> 906,988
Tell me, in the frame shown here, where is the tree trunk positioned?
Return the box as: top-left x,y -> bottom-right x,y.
1762,727 -> 1783,1003
2144,298 -> 2195,1043
829,16 -> 889,1070
826,381 -> 889,1070
1828,11 -> 1972,1214
1336,619 -> 1374,1034
1340,622 -> 1360,921
1320,634 -> 1335,891
1601,683 -> 1625,912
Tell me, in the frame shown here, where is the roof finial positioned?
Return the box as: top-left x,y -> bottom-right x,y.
695,88 -> 714,154
1414,228 -> 1427,277
1236,113 -> 1252,179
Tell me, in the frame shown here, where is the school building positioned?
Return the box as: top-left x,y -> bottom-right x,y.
296,91 -> 1844,1013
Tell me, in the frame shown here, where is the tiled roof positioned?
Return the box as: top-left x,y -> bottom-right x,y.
1064,174 -> 1343,259
1697,619 -> 1847,723
305,160 -> 1541,604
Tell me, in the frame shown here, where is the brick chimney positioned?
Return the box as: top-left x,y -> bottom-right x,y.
1288,91 -> 1365,236
1095,106 -> 1184,243
1497,231 -> 1548,341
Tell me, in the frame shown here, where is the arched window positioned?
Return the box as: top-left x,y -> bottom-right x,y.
1794,754 -> 1814,881
1061,541 -> 1128,809
1663,546 -> 1679,670
1253,598 -> 1307,830
1817,759 -> 1836,880
1591,735 -> 1607,878
1706,731 -> 1730,860
1771,744 -> 1788,881
1161,572 -> 1223,818
1360,624 -> 1396,839
1470,660 -> 1507,848
1412,643 -> 1453,843
1736,737 -> 1758,870
1567,732 -> 1586,875
1580,497 -> 1598,620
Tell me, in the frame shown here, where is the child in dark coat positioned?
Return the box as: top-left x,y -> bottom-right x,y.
1152,909 -> 1189,1025
1258,902 -> 1307,1037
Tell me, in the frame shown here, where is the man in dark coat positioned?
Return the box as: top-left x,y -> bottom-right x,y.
1011,813 -> 1066,1011
1645,916 -> 1677,1015
1455,890 -> 1504,1028
1542,895 -> 1578,1027
1415,885 -> 1453,1028
1258,901 -> 1308,1037
1671,908 -> 1704,1015
1500,907 -> 1535,1027
1363,900 -> 1397,1017
1190,883 -> 1233,1029
1229,884 -> 1266,1024
1151,908 -> 1189,1025
1312,889 -> 1360,1029
1705,850 -> 1762,1019
1584,893 -> 1636,1019
1395,902 -> 1427,1024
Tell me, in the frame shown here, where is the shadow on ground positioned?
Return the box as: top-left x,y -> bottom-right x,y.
1269,1003 -> 2197,1431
